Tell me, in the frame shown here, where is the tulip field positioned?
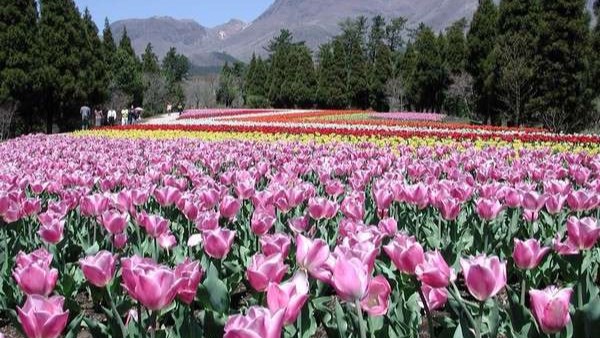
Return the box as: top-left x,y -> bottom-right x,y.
1,109 -> 600,338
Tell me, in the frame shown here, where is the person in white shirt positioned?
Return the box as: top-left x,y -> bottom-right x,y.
121,108 -> 129,125
107,109 -> 117,125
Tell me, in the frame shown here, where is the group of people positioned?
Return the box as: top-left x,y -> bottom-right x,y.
80,105 -> 143,130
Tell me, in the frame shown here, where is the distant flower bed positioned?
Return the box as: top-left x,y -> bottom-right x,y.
178,109 -> 275,120
371,112 -> 447,122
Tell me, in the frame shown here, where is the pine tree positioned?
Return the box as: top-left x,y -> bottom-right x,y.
410,24 -> 448,112
244,54 -> 269,107
316,42 -> 347,108
467,0 -> 499,124
141,43 -> 160,74
102,18 -> 116,71
445,18 -> 468,75
162,47 -> 189,83
80,8 -> 109,107
368,15 -> 386,63
38,0 -> 89,132
340,19 -> 370,109
385,17 -> 408,52
534,0 -> 593,132
113,29 -> 143,105
399,42 -> 418,110
267,30 -> 294,108
369,43 -> 393,112
591,1 -> 600,99
0,0 -> 37,133
217,62 -> 239,107
288,45 -> 317,108
495,0 -> 541,126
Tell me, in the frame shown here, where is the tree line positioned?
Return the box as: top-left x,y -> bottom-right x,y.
0,0 -> 189,136
218,0 -> 600,132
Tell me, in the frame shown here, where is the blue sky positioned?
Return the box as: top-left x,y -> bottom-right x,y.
74,0 -> 274,28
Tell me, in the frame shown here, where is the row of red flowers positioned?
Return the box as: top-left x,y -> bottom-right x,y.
100,124 -> 600,145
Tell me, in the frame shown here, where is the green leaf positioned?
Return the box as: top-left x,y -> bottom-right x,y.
200,262 -> 230,313
85,242 -> 100,256
334,299 -> 348,338
64,313 -> 84,338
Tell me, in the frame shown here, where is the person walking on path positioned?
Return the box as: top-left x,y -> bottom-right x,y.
94,108 -> 103,127
107,108 -> 117,125
80,105 -> 91,130
121,107 -> 129,126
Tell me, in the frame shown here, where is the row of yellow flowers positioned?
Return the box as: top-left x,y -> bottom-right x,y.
74,129 -> 600,155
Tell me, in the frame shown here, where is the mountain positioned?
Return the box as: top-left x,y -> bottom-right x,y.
111,0 -> 597,67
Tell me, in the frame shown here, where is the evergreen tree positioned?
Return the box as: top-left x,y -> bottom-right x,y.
399,42 -> 418,109
102,18 -> 116,71
267,30 -> 295,107
467,0 -> 499,124
385,17 -> 408,52
340,19 -> 370,109
0,0 -> 37,133
162,47 -> 189,83
113,29 -> 143,105
217,62 -> 241,107
495,0 -> 541,126
38,0 -> 89,132
534,0 -> 593,132
141,43 -> 160,74
369,43 -> 393,112
591,1 -> 600,100
244,54 -> 269,107
445,18 -> 468,75
368,15 -> 386,63
316,42 -> 347,108
409,24 -> 448,112
80,8 -> 109,107
288,45 -> 317,108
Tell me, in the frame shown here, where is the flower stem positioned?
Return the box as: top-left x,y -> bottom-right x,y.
417,283 -> 435,338
106,286 -> 127,337
354,299 -> 366,338
477,302 -> 484,338
520,278 -> 527,307
450,282 -> 480,338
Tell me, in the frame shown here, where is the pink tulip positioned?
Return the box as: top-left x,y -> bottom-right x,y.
307,197 -> 338,220
545,194 -> 567,214
289,215 -> 309,233
378,218 -> 397,237
13,249 -> 59,296
530,286 -> 573,334
219,195 -> 241,220
267,272 -> 310,325
554,216 -> 600,254
157,232 -> 177,250
475,198 -> 503,220
251,208 -> 276,236
224,306 -> 285,338
153,186 -> 182,207
195,211 -> 220,231
420,284 -> 448,311
202,228 -> 236,259
360,275 -> 391,316
437,198 -> 461,221
296,234 -> 332,282
373,187 -> 394,212
513,239 -> 550,270
383,233 -> 424,275
121,256 -> 184,310
79,250 -> 117,288
415,251 -> 455,288
247,253 -> 288,292
522,191 -> 546,213
340,193 -> 365,221
99,210 -> 129,234
17,295 -> 69,338
174,259 -> 203,305
113,233 -> 128,249
178,199 -> 199,221
80,194 -> 110,217
460,254 -> 507,301
567,190 -> 596,212
37,218 -> 65,244
260,233 -> 291,257
331,257 -> 369,301
138,213 -> 169,238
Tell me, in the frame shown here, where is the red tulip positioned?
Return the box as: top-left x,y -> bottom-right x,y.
415,251 -> 455,288
513,239 -> 550,270
202,228 -> 236,259
247,253 -> 288,292
17,295 -> 69,338
174,259 -> 203,305
530,286 -> 573,334
460,254 -> 507,301
13,249 -> 58,296
79,250 -> 117,288
224,306 -> 285,338
267,272 -> 310,325
383,233 -> 424,275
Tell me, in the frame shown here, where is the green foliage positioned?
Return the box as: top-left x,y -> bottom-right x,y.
162,47 -> 190,83
445,18 -> 468,75
244,54 -> 268,102
141,43 -> 160,74
316,41 -> 348,108
217,62 -> 243,107
113,31 -> 143,105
